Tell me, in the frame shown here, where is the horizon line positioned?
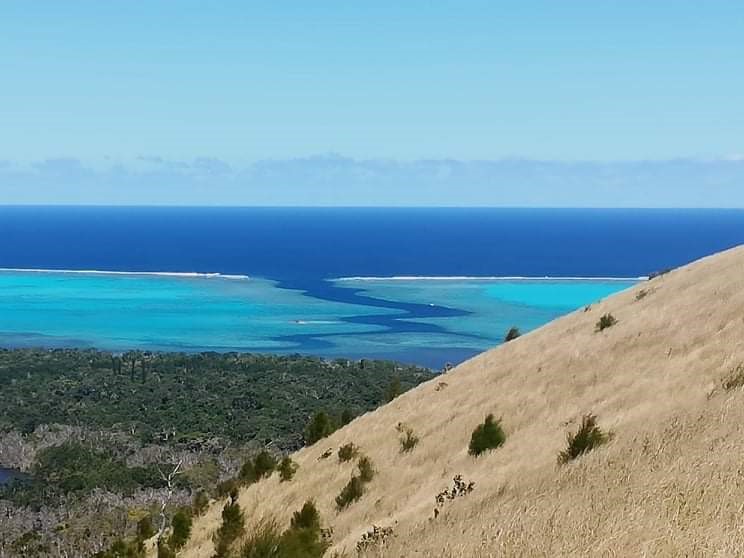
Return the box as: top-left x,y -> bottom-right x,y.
1,204 -> 743,211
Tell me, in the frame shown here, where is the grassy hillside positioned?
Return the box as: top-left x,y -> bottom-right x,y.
177,245 -> 744,557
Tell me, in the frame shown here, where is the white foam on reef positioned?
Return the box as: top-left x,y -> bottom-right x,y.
0,268 -> 251,280
333,275 -> 647,282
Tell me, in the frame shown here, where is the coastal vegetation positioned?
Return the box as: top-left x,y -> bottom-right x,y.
0,349 -> 428,447
0,348 -> 429,557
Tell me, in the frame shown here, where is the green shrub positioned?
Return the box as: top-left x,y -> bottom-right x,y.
385,376 -> 402,402
595,313 -> 617,332
169,508 -> 192,550
240,451 -> 277,485
278,456 -> 298,482
192,489 -> 210,515
290,501 -> 321,531
337,443 -> 358,463
399,427 -> 419,453
240,503 -> 328,558
213,499 -> 245,557
253,451 -> 277,479
335,476 -> 365,510
504,327 -> 521,342
136,515 -> 155,541
357,456 -> 375,483
239,459 -> 257,484
216,478 -> 239,499
340,408 -> 355,425
468,414 -> 506,456
278,525 -> 328,557
304,411 -> 337,445
558,414 -> 610,464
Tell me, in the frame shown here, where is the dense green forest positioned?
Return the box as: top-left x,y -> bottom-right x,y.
0,348 -> 431,557
0,348 -> 429,448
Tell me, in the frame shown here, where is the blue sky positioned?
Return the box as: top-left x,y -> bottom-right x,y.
1,2 -> 743,205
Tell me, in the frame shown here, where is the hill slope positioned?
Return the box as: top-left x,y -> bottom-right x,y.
180,245 -> 744,557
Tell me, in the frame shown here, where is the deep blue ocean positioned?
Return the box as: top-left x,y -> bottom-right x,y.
1,207 -> 743,367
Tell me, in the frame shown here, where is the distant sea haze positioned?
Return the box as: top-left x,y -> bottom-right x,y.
0,207 -> 742,367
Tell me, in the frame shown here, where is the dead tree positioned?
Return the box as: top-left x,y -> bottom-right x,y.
156,460 -> 184,542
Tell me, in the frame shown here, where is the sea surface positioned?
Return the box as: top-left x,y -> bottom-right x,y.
1,207 -> 743,367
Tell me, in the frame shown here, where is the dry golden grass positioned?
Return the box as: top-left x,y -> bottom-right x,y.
175,245 -> 744,557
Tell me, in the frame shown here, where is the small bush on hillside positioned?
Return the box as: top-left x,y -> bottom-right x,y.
635,289 -> 648,301
558,414 -> 610,464
304,411 -> 337,445
722,363 -> 744,392
253,451 -> 277,478
216,478 -> 238,499
240,502 -> 328,558
136,515 -> 155,541
398,427 -> 419,453
169,508 -> 192,550
504,326 -> 521,342
240,451 -> 277,485
595,313 -> 617,332
337,443 -> 358,463
213,499 -> 245,558
290,500 -> 321,531
468,414 -> 506,456
357,456 -> 375,483
192,489 -> 210,515
278,456 -> 298,482
335,476 -> 365,510
239,459 -> 256,484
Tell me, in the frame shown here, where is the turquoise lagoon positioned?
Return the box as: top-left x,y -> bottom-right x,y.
0,270 -> 638,366
334,277 -> 638,342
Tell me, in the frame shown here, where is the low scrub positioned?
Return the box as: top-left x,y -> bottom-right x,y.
468,414 -> 506,456
335,456 -> 376,510
192,489 -> 210,515
304,411 -> 337,445
240,450 -> 277,485
168,508 -> 192,550
504,326 -> 521,342
398,426 -> 419,453
213,499 -> 245,558
722,363 -> 744,391
278,456 -> 298,482
358,456 -> 375,483
337,443 -> 358,463
356,525 -> 394,554
434,474 -> 476,517
558,414 -> 611,464
595,313 -> 617,332
335,476 -> 365,510
240,501 -> 328,558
